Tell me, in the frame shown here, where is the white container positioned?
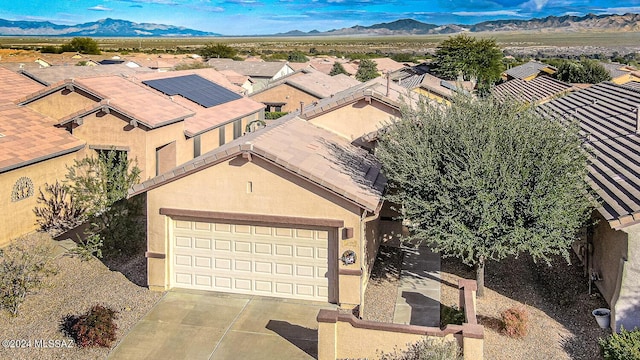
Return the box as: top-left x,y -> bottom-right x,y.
592,308 -> 611,329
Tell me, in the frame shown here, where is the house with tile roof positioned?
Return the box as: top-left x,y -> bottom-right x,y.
0,68 -> 85,245
538,81 -> 640,332
207,58 -> 295,91
502,60 -> 557,81
492,76 -> 574,105
11,63 -> 155,86
600,62 -> 640,85
16,70 -> 264,180
128,114 -> 386,309
249,69 -> 361,114
308,57 -> 358,77
295,76 -> 420,150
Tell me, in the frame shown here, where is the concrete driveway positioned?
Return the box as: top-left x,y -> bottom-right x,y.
108,289 -> 334,360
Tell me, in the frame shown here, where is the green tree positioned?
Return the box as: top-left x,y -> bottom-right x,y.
376,96 -> 593,296
329,62 -> 348,76
65,150 -> 144,257
198,43 -> 237,60
555,59 -> 612,84
287,50 -> 308,63
433,34 -> 503,93
61,37 -> 101,55
355,58 -> 379,82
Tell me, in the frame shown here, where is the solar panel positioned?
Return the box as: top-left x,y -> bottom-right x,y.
142,74 -> 242,108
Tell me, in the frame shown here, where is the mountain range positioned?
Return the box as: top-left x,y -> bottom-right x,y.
0,13 -> 639,37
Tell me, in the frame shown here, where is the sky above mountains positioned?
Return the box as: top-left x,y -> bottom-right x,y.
1,0 -> 640,35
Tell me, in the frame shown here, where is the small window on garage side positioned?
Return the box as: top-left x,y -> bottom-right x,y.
219,126 -> 226,146
193,135 -> 201,158
233,119 -> 242,139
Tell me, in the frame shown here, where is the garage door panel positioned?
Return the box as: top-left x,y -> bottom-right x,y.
171,220 -> 331,301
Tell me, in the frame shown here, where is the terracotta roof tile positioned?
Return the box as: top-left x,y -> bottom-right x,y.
73,76 -> 194,128
493,76 -> 574,104
0,67 -> 45,103
504,60 -> 556,80
15,64 -> 155,86
207,58 -> 292,78
0,102 -> 84,173
130,116 -> 385,212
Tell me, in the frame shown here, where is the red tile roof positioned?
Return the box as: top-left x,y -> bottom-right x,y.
0,102 -> 84,173
0,67 -> 44,103
130,116 -> 385,212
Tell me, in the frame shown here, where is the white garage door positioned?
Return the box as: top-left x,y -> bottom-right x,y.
170,218 -> 333,301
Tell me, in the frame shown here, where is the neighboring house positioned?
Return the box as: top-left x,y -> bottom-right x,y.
128,115 -> 385,309
250,69 -> 360,114
208,58 -> 295,91
14,63 -> 154,86
502,60 -> 557,81
309,57 -> 358,77
539,81 -> 640,332
125,55 -> 202,71
297,76 -> 419,150
394,71 -> 471,104
218,69 -> 253,94
600,62 -> 640,85
16,70 -> 264,180
371,58 -> 406,75
493,76 -> 574,105
0,67 -> 84,245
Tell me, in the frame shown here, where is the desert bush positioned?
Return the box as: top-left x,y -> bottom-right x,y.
440,304 -> 465,327
599,326 -> 640,360
0,235 -> 56,316
34,181 -> 84,237
378,337 -> 462,360
61,305 -> 118,348
501,306 -> 529,338
265,111 -> 288,120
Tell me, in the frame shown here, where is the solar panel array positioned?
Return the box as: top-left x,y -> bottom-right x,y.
142,74 -> 242,108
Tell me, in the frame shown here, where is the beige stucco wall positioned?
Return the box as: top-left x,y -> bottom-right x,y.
414,88 -> 450,105
611,222 -> 640,332
0,152 -> 80,246
71,112 -> 190,180
26,89 -> 97,119
591,212 -> 629,306
250,84 -> 319,113
197,112 -> 261,155
309,99 -> 400,142
145,155 -> 367,306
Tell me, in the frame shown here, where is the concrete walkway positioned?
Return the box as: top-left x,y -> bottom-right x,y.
393,245 -> 441,327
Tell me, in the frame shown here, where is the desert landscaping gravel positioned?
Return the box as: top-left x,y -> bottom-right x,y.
364,244 -> 611,360
0,236 -> 164,360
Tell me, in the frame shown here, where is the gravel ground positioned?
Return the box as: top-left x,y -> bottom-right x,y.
0,235 -> 164,360
440,253 -> 611,360
363,245 -> 403,322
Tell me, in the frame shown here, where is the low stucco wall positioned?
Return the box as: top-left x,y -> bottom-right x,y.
317,280 -> 483,360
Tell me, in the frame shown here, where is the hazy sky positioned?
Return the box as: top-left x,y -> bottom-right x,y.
2,0 -> 640,35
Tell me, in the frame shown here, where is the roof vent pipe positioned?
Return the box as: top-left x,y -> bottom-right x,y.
636,107 -> 640,134
300,101 -> 304,114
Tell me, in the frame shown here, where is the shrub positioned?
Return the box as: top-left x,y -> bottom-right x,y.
0,235 -> 56,316
501,306 -> 529,338
62,305 -> 118,348
265,111 -> 288,120
599,326 -> 640,360
378,337 -> 463,360
34,181 -> 84,237
440,304 -> 465,327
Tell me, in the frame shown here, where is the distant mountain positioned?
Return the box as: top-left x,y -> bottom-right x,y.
289,13 -> 640,36
0,18 -> 220,37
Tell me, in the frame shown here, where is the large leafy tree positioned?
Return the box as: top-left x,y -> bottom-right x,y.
376,96 -> 593,296
433,34 -> 503,93
329,62 -> 349,76
355,58 -> 379,82
555,59 -> 612,84
61,37 -> 101,55
199,43 -> 238,60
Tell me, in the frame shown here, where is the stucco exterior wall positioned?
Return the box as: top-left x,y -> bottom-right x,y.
250,84 -> 319,113
145,155 -> 367,306
414,88 -> 450,105
0,152 -> 80,246
611,223 -> 640,332
309,99 -> 400,142
591,212 -> 629,306
26,89 -> 97,119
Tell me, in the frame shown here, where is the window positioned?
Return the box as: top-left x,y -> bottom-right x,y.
233,120 -> 242,139
219,127 -> 226,146
193,135 -> 201,157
